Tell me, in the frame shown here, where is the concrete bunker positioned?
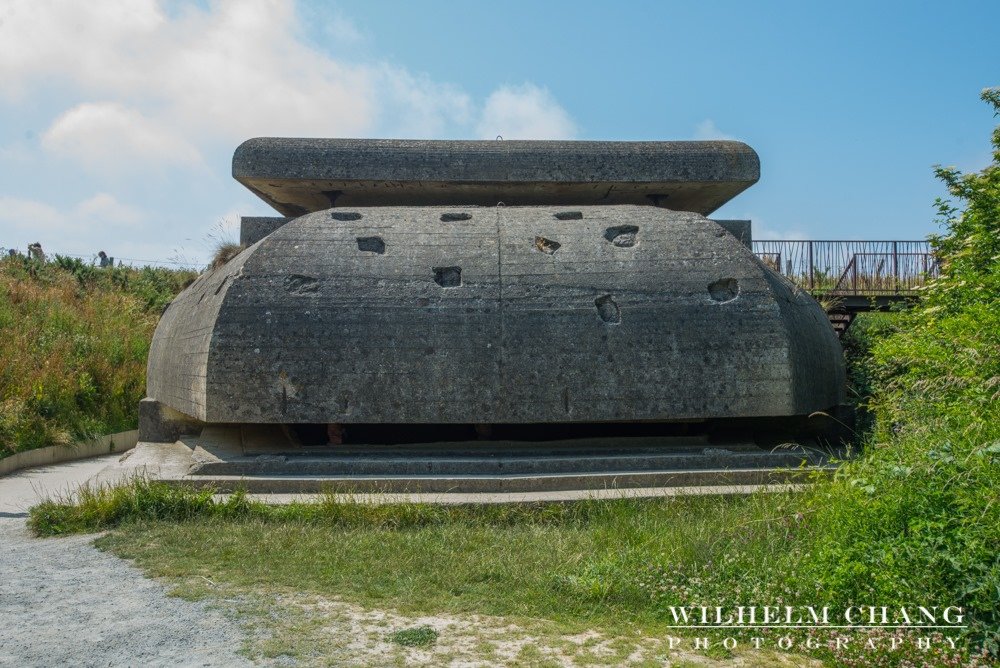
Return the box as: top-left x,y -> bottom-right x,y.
142,139 -> 846,451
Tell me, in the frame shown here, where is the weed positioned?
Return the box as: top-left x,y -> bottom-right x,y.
210,242 -> 245,270
388,626 -> 439,647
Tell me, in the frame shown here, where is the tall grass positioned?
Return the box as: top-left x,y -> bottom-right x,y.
0,255 -> 194,457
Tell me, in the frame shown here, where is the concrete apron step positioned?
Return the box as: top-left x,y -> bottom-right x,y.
208,485 -> 810,505
162,466 -> 834,494
191,450 -> 822,477
130,435 -> 838,497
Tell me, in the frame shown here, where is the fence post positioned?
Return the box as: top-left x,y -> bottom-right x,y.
892,241 -> 899,293
808,241 -> 814,290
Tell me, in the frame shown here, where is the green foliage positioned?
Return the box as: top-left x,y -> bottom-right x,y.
0,256 -> 194,457
839,311 -> 901,436
927,89 -> 1000,316
800,88 -> 1000,655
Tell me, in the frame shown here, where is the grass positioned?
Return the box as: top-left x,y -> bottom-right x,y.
30,485 -> 808,628
388,627 -> 439,648
27,482 -> 806,628
29,484 -> 825,665
28,482 -> 988,665
210,242 -> 245,270
0,254 -> 194,457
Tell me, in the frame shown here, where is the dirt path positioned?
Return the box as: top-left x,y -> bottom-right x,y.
0,456 -> 252,667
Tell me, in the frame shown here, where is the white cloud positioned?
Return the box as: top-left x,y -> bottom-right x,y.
752,217 -> 809,240
0,196 -> 65,230
75,193 -> 144,225
0,1 -> 580,263
0,193 -> 144,238
373,66 -> 473,138
42,103 -> 202,168
476,84 -> 577,140
693,119 -> 735,141
4,1 -> 376,142
0,1 -> 165,100
5,1 -> 574,155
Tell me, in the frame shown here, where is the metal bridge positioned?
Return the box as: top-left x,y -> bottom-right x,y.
752,240 -> 937,336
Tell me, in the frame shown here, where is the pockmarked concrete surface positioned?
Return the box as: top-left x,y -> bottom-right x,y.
148,205 -> 844,427
0,457 -> 252,667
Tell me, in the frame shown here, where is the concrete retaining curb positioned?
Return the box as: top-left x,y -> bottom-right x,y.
0,430 -> 138,477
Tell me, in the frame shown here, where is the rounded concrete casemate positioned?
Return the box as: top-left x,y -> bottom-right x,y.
145,139 -> 844,429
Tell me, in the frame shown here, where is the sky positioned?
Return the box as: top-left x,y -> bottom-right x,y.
0,0 -> 996,267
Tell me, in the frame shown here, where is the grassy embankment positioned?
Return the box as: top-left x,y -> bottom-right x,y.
20,90 -> 1000,666
0,255 -> 194,457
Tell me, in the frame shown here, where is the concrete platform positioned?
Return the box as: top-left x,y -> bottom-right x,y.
125,428 -> 837,496
233,138 -> 760,215
211,485 -> 808,505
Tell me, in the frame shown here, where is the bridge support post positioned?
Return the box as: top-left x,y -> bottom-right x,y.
808,241 -> 814,289
893,241 -> 899,293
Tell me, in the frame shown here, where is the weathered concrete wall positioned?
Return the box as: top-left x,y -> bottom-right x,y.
710,219 -> 752,248
240,216 -> 754,250
145,244 -> 255,421
239,216 -> 289,246
138,398 -> 204,443
0,431 -> 138,477
147,205 -> 843,424
233,138 -> 760,216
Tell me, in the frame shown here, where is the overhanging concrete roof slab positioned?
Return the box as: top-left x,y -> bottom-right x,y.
232,138 -> 760,216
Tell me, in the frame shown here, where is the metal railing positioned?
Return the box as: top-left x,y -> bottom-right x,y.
752,240 -> 937,295
4,240 -> 939,294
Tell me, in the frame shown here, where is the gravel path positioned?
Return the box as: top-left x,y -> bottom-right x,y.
0,456 -> 253,667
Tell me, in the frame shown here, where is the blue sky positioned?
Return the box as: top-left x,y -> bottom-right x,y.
0,1 -> 996,266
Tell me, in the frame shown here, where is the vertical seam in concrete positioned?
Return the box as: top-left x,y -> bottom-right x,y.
496,203 -> 505,392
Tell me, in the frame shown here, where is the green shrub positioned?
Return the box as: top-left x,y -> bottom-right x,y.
0,256 -> 194,457
840,310 -> 902,436
801,88 -> 1000,654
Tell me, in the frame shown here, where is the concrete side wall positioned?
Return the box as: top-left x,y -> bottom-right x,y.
166,205 -> 846,423
710,219 -> 752,248
0,430 -> 137,478
138,398 -> 204,442
760,268 -> 846,412
240,216 -> 289,246
146,245 -> 256,421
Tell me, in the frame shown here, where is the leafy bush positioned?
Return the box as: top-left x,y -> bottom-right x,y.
801,88 -> 1000,654
0,256 -> 194,457
840,311 -> 902,436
